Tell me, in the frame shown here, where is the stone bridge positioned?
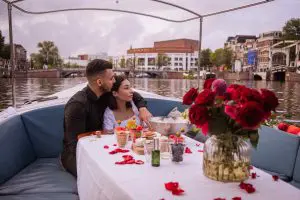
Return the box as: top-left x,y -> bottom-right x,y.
1,68 -> 184,79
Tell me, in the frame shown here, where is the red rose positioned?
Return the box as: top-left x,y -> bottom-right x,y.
183,87 -> 198,105
203,78 -> 216,90
236,102 -> 265,129
188,104 -> 210,127
195,89 -> 215,106
277,122 -> 289,132
225,104 -> 238,120
240,88 -> 263,105
226,84 -> 246,102
260,89 -> 279,112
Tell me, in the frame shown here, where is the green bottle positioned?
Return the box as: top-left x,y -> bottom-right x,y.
151,138 -> 160,167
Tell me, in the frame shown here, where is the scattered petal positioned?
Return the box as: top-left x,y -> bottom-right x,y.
196,143 -> 201,147
232,197 -> 242,200
135,160 -> 144,165
239,182 -> 255,194
251,172 -> 257,179
185,147 -> 192,154
198,150 -> 204,152
113,144 -> 117,146
249,165 -> 253,170
272,175 -> 279,181
214,198 -> 226,200
103,145 -> 109,149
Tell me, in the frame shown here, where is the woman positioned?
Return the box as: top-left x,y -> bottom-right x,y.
103,74 -> 145,133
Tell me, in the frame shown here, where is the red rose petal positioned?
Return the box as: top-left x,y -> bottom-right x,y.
249,165 -> 253,170
135,160 -> 144,165
104,145 -> 109,149
239,182 -> 255,194
122,155 -> 133,161
196,143 -> 201,147
214,198 -> 226,200
251,172 -> 257,179
113,144 -> 117,146
198,150 -> 204,152
165,182 -> 177,191
115,161 -> 126,165
272,175 -> 279,181
185,147 -> 192,154
171,188 -> 184,195
232,197 -> 242,200
125,159 -> 135,164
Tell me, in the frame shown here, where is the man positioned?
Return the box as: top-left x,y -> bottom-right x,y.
61,59 -> 151,177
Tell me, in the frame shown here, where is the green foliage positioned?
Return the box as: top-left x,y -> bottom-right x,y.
30,41 -> 62,69
119,56 -> 126,68
156,53 -> 169,69
282,18 -> 300,40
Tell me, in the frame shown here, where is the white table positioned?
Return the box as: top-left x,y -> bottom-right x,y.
77,135 -> 300,200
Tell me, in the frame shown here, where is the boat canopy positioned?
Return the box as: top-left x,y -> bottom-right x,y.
1,0 -> 275,107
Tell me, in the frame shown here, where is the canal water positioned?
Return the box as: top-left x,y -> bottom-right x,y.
0,78 -> 299,119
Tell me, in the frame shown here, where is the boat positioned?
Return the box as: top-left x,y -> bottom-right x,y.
2,1 -> 299,199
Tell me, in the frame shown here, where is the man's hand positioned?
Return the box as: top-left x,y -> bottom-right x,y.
139,107 -> 153,128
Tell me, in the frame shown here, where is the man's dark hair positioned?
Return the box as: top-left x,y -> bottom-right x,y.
86,59 -> 112,81
108,74 -> 132,110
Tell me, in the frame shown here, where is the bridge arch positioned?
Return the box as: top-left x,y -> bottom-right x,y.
272,52 -> 287,66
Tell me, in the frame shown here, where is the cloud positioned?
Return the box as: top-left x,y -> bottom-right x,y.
0,0 -> 299,57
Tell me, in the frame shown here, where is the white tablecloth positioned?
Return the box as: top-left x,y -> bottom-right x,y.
77,135 -> 300,200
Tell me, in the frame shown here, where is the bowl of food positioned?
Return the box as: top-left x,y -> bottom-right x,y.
149,116 -> 189,136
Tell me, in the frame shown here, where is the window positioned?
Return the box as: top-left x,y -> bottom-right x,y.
179,58 -> 183,61
175,63 -> 178,66
175,57 -> 178,61
148,58 -> 155,66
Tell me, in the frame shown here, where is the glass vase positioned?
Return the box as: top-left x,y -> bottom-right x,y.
203,134 -> 251,182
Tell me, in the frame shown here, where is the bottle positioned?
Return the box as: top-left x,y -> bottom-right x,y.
151,138 -> 160,167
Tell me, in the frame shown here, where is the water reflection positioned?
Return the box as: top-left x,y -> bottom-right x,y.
0,78 -> 299,119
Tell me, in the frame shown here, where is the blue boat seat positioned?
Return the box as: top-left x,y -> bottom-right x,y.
21,104 -> 65,158
0,158 -> 77,195
0,115 -> 36,184
146,98 -> 187,116
291,145 -> 300,189
251,125 -> 300,182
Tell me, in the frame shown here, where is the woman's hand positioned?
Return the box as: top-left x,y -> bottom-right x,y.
139,107 -> 153,128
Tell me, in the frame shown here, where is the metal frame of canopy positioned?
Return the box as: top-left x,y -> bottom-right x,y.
1,0 -> 275,107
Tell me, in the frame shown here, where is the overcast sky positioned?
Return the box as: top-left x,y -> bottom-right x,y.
0,0 -> 299,58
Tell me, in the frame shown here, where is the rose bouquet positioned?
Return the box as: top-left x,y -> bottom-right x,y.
183,78 -> 279,147
183,78 -> 279,182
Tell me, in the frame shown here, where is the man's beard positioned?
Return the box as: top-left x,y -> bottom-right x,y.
99,84 -> 111,93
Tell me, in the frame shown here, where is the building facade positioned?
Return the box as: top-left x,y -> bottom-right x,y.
113,39 -> 200,71
256,31 -> 282,72
224,35 -> 257,72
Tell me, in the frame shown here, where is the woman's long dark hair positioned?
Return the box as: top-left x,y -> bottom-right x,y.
108,74 -> 132,110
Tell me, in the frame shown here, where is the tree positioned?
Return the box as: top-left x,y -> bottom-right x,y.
30,41 -> 62,69
1,44 -> 10,60
126,58 -> 135,70
210,48 -> 233,69
282,18 -> 300,40
119,56 -> 126,68
0,30 -> 4,55
211,48 -> 224,66
200,48 -> 212,70
156,53 -> 169,69
223,48 -> 233,68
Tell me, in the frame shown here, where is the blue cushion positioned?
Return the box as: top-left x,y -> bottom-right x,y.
146,98 -> 187,117
251,125 -> 300,178
292,145 -> 300,183
21,105 -> 65,158
0,193 -> 79,200
0,115 -> 36,184
0,158 -> 77,195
